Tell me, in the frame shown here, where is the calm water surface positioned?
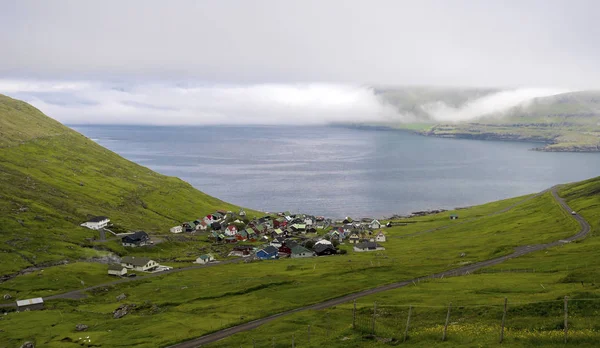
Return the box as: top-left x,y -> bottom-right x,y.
71,125 -> 600,218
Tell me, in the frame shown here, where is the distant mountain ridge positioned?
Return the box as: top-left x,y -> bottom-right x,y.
370,87 -> 600,151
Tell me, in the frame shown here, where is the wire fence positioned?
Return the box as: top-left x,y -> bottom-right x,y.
232,296 -> 600,347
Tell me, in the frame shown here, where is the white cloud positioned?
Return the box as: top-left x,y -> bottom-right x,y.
421,88 -> 571,122
2,80 -> 398,125
0,79 -> 572,125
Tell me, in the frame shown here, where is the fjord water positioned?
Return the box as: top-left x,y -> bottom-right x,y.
72,125 -> 600,218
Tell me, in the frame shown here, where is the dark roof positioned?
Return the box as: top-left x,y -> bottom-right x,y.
285,239 -> 298,248
313,243 -> 335,253
355,242 -> 381,250
291,245 -> 313,255
88,216 -> 109,222
122,231 -> 149,243
121,256 -> 153,266
263,245 -> 279,254
108,263 -> 125,271
234,245 -> 254,251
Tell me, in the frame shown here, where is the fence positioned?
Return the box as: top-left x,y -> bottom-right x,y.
229,296 -> 600,347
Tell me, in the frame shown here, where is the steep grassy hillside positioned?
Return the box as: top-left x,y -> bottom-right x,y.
0,95 -> 255,275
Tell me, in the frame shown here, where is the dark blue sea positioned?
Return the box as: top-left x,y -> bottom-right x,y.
71,125 -> 600,218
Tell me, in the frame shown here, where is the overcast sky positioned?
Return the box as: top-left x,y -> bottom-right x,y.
0,0 -> 597,124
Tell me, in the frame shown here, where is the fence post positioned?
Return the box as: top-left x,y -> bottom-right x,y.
564,296 -> 568,343
442,302 -> 452,341
292,333 -> 295,348
308,325 -> 311,343
252,339 -> 256,348
404,305 -> 412,342
372,302 -> 377,334
353,300 -> 356,329
499,297 -> 507,343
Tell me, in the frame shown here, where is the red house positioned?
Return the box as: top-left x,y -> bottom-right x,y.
278,245 -> 292,257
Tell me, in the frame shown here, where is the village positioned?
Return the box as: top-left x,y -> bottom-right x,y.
79,209 -> 392,277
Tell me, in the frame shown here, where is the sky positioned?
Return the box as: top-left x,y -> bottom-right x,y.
0,0 -> 598,125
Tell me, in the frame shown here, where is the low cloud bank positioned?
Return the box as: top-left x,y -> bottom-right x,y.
421,88 -> 570,122
0,79 -> 570,125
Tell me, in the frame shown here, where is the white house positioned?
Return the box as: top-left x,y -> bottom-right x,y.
203,215 -> 215,224
370,220 -> 381,229
121,256 -> 158,272
196,221 -> 208,231
80,216 -> 110,230
224,225 -> 237,236
304,217 -> 314,226
239,209 -> 246,217
270,238 -> 283,248
349,233 -> 360,244
108,263 -> 128,276
16,297 -> 44,311
170,225 -> 183,233
375,231 -> 386,242
195,254 -> 215,264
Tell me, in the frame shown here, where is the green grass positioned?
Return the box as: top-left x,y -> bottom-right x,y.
2,94 -> 600,347
0,188 -> 585,347
0,94 -> 260,276
195,180 -> 600,348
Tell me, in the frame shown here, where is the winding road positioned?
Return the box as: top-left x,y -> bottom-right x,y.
167,187 -> 590,348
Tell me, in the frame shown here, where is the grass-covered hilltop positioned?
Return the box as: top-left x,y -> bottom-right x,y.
0,94 -> 256,277
372,87 -> 600,152
1,95 -> 600,347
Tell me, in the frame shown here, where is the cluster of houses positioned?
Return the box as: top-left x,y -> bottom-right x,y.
252,239 -> 337,260
170,209 -> 246,234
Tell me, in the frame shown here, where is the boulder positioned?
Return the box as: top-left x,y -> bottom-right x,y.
116,293 -> 127,301
3,294 -> 11,300
75,324 -> 88,332
20,342 -> 34,348
113,304 -> 133,319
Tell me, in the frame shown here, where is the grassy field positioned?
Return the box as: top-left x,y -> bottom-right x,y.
0,188 -> 584,347
0,94 -> 260,276
199,181 -> 600,348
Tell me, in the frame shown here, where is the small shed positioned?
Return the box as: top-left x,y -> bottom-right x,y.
195,254 -> 215,264
170,225 -> 183,233
108,263 -> 128,276
16,297 -> 44,311
375,231 -> 386,243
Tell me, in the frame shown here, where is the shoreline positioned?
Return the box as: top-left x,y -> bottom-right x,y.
335,123 -> 600,153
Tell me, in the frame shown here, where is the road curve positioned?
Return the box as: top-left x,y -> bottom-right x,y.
393,188 -> 552,240
168,187 -> 590,348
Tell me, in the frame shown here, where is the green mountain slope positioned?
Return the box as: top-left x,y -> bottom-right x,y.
0,95 -> 254,275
